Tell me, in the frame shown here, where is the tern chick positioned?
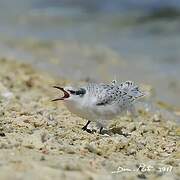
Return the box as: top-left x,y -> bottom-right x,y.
53,80 -> 145,134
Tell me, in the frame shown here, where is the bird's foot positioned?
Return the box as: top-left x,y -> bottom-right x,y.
82,120 -> 90,130
82,120 -> 93,133
99,127 -> 111,136
82,127 -> 95,134
99,127 -> 103,134
82,126 -> 88,131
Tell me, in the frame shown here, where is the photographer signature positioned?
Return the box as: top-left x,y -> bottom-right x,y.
112,163 -> 173,174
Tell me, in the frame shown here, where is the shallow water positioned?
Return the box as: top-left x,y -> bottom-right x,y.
0,0 -> 180,106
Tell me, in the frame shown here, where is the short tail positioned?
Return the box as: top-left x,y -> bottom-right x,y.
121,81 -> 146,101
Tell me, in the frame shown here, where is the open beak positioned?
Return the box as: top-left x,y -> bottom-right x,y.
52,86 -> 70,101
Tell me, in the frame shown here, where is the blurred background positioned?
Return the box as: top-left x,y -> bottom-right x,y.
0,0 -> 180,106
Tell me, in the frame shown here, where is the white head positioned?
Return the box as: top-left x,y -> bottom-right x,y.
52,86 -> 86,103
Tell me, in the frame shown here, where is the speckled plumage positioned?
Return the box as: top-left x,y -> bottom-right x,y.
53,80 -> 145,133
86,81 -> 144,107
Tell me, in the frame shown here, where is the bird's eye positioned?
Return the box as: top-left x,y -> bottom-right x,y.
69,90 -> 76,94
68,88 -> 86,96
76,88 -> 86,96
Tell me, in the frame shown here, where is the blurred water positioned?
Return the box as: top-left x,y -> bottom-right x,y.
0,0 -> 180,106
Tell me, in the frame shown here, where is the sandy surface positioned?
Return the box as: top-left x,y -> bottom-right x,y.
0,58 -> 179,180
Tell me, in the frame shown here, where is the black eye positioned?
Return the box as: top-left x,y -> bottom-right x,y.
68,88 -> 86,96
76,88 -> 86,96
69,90 -> 76,94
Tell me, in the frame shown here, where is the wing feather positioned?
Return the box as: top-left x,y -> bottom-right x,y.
93,81 -> 144,106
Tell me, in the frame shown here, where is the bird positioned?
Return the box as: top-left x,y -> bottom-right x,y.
52,80 -> 145,134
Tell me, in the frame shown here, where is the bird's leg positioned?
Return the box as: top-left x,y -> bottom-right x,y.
82,120 -> 91,131
96,121 -> 106,134
99,127 -> 103,134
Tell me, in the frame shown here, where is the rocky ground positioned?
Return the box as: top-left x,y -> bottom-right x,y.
0,58 -> 179,180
